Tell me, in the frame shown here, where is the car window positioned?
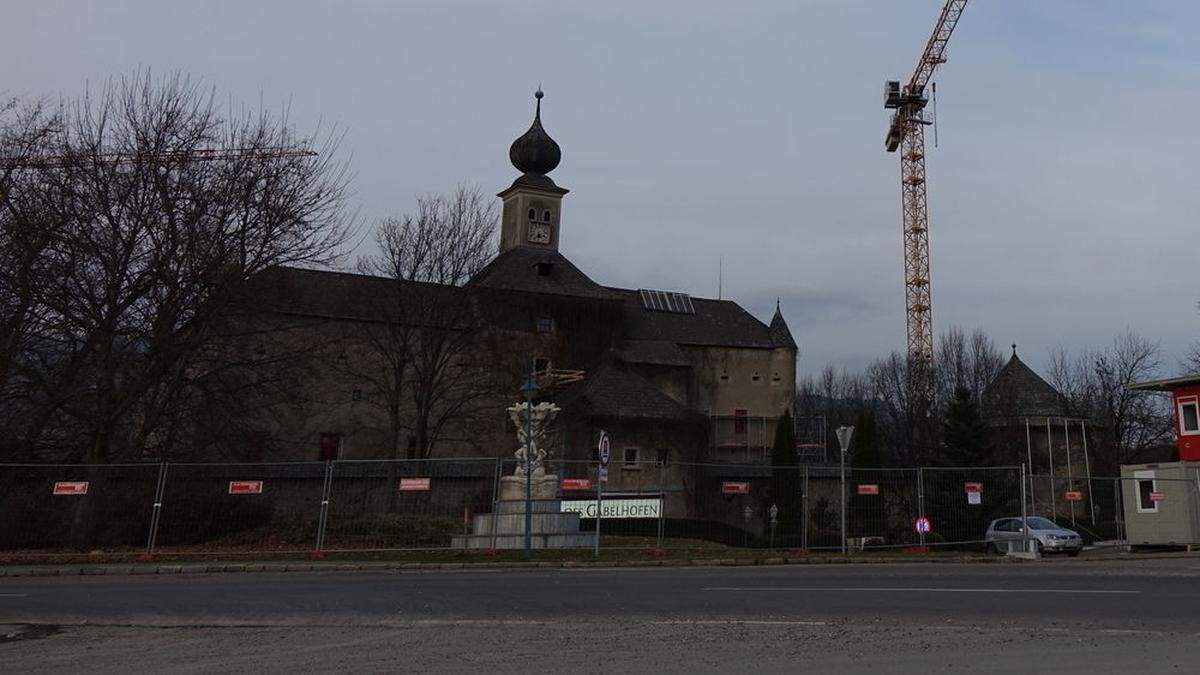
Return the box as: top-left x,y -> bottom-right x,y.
995,519 -> 1014,532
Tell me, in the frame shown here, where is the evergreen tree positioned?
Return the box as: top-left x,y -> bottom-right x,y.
769,409 -> 802,540
941,386 -> 991,466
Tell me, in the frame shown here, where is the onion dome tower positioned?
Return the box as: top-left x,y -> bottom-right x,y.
498,90 -> 569,253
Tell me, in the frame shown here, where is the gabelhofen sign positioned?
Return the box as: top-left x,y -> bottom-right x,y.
561,497 -> 662,519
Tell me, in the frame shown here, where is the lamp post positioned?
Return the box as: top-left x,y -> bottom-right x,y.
835,425 -> 855,555
521,359 -> 539,561
769,503 -> 779,551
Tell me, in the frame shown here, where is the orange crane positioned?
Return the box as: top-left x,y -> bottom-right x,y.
884,0 -> 969,433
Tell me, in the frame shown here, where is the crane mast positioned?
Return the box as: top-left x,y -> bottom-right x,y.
884,0 -> 968,449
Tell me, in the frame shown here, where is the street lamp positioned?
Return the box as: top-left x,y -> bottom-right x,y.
835,425 -> 855,555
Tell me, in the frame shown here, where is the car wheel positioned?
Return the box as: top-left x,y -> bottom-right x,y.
985,542 -> 998,555
1033,540 -> 1043,556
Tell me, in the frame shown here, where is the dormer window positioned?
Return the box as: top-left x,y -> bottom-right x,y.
543,210 -> 552,222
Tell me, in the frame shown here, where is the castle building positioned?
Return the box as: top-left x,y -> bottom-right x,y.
237,91 -> 798,479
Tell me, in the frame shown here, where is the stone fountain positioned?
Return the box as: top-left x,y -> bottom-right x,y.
452,401 -> 595,549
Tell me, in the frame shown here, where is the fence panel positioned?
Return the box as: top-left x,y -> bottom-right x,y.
0,463 -> 160,554
152,462 -> 327,554
322,458 -> 496,551
844,468 -> 920,550
921,467 -> 1022,549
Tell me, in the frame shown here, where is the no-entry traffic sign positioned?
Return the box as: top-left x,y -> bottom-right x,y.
228,480 -> 263,495
857,484 -> 880,496
52,481 -> 89,495
722,481 -> 750,495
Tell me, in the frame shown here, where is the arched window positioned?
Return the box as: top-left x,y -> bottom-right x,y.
543,210 -> 552,222
527,208 -> 536,220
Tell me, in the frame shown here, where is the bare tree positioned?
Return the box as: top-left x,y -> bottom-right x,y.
7,71 -> 351,461
353,185 -> 498,459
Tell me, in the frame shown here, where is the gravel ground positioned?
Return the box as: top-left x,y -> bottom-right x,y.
3,618 -> 1196,674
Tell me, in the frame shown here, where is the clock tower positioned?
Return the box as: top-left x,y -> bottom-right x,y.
498,90 -> 568,253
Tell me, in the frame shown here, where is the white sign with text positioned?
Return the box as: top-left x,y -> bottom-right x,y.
561,497 -> 662,519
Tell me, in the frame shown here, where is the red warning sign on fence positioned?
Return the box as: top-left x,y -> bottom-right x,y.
52,481 -> 89,495
857,484 -> 880,495
228,480 -> 263,495
964,483 -> 983,494
1064,490 -> 1084,501
722,481 -> 750,495
1149,491 -> 1165,502
399,478 -> 432,492
560,478 -> 592,491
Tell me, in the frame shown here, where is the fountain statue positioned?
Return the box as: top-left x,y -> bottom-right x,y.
499,401 -> 561,501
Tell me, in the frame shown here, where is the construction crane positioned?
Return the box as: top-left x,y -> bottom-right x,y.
883,0 -> 969,443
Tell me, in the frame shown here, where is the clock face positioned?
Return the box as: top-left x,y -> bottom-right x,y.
528,222 -> 551,244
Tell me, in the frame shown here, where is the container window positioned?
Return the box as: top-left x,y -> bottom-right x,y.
1137,479 -> 1158,513
1179,398 -> 1199,436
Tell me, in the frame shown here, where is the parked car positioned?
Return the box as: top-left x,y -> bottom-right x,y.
985,516 -> 1083,556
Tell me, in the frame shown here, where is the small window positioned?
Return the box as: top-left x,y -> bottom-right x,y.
623,447 -> 640,469
319,433 -> 341,461
534,261 -> 554,276
528,208 -> 537,220
1137,478 -> 1158,513
1179,397 -> 1200,436
655,448 -> 670,466
752,372 -> 761,382
543,210 -> 552,222
719,373 -> 729,382
533,357 -> 550,374
733,409 -> 748,435
352,388 -> 362,402
536,317 -> 554,334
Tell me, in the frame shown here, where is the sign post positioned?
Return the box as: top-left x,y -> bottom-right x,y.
835,425 -> 855,555
595,430 -> 610,557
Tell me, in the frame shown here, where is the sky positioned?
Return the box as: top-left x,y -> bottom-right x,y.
4,0 -> 1198,378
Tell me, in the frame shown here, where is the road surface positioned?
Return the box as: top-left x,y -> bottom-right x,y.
3,558 -> 1199,673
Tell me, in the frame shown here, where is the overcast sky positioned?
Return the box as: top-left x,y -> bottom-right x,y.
5,1 -> 1198,377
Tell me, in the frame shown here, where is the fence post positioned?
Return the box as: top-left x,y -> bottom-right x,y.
802,465 -> 809,552
314,460 -> 334,552
656,459 -> 666,549
1193,469 -> 1200,545
917,467 -> 926,549
1020,463 -> 1029,554
143,462 -> 169,556
490,458 -> 501,550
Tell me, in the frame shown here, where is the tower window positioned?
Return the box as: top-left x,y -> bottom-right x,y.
536,317 -> 554,334
528,208 -> 536,220
543,210 -> 552,222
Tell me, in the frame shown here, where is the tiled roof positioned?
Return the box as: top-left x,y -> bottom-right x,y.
467,246 -> 619,300
607,288 -> 776,349
615,340 -> 691,367
554,363 -> 693,422
983,353 -> 1065,418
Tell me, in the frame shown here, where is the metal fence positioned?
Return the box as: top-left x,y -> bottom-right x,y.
1,458 -> 1196,557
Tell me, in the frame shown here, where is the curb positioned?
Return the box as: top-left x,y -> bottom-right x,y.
0,554 -> 1018,578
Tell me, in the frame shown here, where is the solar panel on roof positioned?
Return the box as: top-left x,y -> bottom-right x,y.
638,288 -> 696,315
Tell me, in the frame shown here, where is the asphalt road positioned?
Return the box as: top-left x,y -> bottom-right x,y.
3,559 -> 1200,673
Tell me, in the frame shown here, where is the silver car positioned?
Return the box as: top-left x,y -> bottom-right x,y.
985,516 -> 1083,556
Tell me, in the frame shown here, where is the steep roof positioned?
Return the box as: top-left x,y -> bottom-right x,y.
983,352 -> 1065,418
607,288 -> 776,349
768,303 -> 797,350
468,246 -> 619,300
616,340 -> 691,367
554,362 -> 693,421
243,266 -> 461,323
